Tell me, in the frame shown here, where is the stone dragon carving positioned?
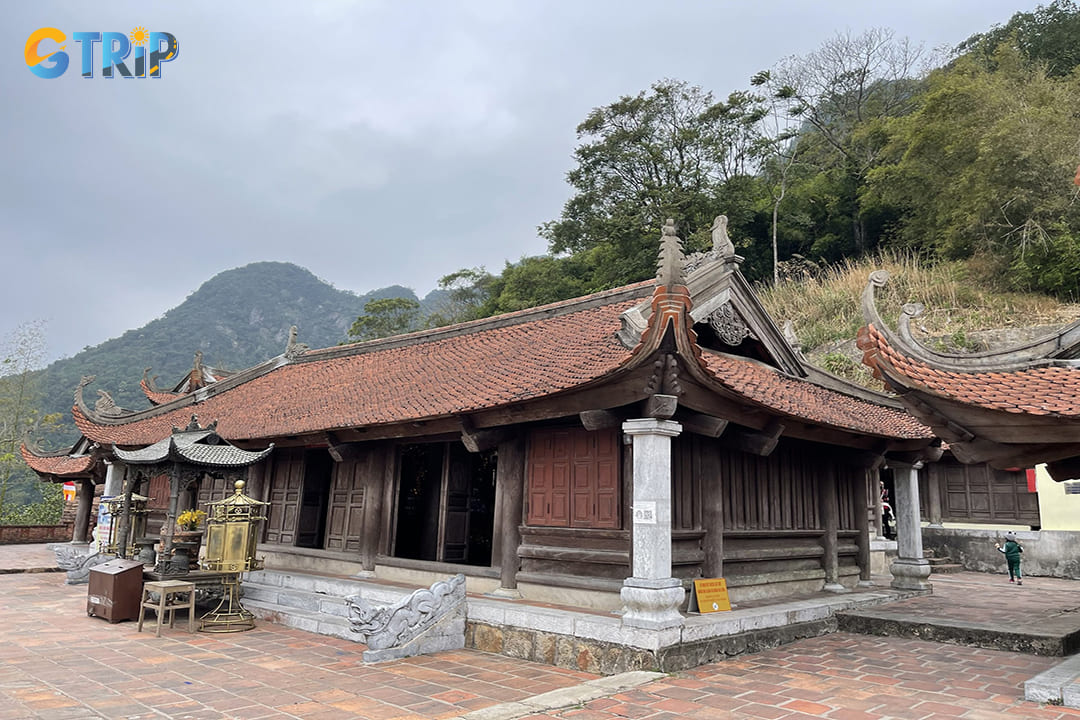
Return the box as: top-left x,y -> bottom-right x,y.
345,573 -> 466,651
53,545 -> 110,585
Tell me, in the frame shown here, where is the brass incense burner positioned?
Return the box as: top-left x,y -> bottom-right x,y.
200,480 -> 268,632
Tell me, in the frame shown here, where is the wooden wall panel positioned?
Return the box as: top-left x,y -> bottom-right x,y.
526,427 -> 618,529
324,457 -> 366,553
930,459 -> 1038,525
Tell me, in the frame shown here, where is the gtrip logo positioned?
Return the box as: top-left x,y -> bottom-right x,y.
25,27 -> 179,79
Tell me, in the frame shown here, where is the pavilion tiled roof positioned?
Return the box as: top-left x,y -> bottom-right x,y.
701,351 -> 933,439
20,446 -> 95,477
858,323 -> 1080,418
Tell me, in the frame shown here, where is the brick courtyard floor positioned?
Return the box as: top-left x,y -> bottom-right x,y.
1,545 -> 1077,719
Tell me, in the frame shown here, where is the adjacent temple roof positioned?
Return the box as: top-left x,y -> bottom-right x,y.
36,220 -> 931,469
141,350 -> 232,406
19,445 -> 96,478
859,269 -> 1080,478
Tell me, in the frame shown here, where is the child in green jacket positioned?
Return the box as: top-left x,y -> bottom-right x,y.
995,533 -> 1023,585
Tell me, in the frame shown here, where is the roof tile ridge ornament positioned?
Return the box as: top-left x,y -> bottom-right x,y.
627,220 -> 702,368
285,326 -> 309,360
142,368 -> 164,394
859,269 -> 1080,374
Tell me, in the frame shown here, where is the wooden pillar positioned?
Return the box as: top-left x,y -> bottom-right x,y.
360,444 -> 388,576
155,463 -> 182,573
872,473 -> 886,540
493,434 -> 526,597
379,447 -> 397,558
820,466 -> 844,592
889,461 -> 931,591
72,478 -> 94,544
116,469 -> 136,559
701,442 -> 724,578
855,468 -> 873,586
926,468 -> 943,527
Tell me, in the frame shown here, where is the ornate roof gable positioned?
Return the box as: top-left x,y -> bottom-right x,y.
619,214 -> 805,377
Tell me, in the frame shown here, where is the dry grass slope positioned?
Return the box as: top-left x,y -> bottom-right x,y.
757,252 -> 1080,387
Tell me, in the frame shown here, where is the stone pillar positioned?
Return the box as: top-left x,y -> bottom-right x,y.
71,478 -> 94,544
103,461 -> 123,497
492,435 -> 526,598
820,468 -> 845,593
855,469 -> 872,586
359,444 -> 387,577
620,418 -> 684,630
889,461 -> 931,591
926,469 -> 943,528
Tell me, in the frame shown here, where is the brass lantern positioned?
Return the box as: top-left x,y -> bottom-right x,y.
202,480 -> 268,573
103,494 -> 148,557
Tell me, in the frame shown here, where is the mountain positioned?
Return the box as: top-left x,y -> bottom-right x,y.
38,262 -> 430,440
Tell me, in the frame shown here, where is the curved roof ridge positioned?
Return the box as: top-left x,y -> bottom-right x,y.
861,269 -> 1080,373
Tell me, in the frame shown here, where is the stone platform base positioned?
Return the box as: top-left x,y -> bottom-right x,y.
836,609 -> 1080,656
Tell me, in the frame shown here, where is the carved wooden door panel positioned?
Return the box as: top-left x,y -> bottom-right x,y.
440,445 -> 470,563
526,428 -> 571,526
265,449 -> 304,545
197,475 -> 230,507
325,458 -> 366,553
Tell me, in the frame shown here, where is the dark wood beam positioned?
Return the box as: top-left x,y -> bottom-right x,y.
579,409 -> 624,431
1046,456 -> 1080,482
679,412 -> 728,438
723,420 -> 785,457
642,394 -> 678,419
460,417 -> 509,453
326,432 -> 363,462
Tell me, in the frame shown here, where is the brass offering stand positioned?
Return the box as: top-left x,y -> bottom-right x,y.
198,480 -> 268,633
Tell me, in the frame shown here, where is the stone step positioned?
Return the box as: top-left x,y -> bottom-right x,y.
837,608 -> 1078,656
1025,653 -> 1080,707
929,563 -> 964,574
243,596 -> 358,642
925,555 -> 954,565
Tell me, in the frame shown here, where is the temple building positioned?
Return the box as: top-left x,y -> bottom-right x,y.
25,220 -> 939,633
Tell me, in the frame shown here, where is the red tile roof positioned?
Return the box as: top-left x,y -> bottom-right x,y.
859,323 -> 1080,417
71,282 -> 934,448
20,446 -> 95,477
75,291 -> 646,445
701,351 -> 933,439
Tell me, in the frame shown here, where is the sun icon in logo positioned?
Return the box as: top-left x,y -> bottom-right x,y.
129,26 -> 149,46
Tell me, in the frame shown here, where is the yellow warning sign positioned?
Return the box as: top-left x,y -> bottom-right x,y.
690,578 -> 731,613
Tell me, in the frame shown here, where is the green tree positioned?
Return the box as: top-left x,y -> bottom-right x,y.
866,44 -> 1080,272
540,79 -> 768,289
0,321 -> 63,521
770,28 -> 927,253
957,0 -> 1080,77
424,268 -> 498,327
346,297 -> 421,342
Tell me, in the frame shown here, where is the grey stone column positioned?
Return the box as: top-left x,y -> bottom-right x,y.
492,435 -> 526,598
889,461 -> 931,591
820,468 -> 845,593
103,461 -> 123,497
620,418 -> 684,630
72,478 -> 94,544
855,469 -> 872,586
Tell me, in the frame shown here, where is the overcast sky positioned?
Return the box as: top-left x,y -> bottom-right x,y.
2,1 -> 1039,363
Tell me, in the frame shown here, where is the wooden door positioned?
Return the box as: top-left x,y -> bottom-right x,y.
265,449 -> 304,545
324,457 -> 366,552
440,445 -> 471,562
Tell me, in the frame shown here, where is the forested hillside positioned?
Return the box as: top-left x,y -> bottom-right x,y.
36,262 -> 437,436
